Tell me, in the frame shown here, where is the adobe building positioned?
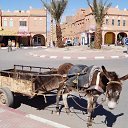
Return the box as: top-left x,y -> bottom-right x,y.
51,6 -> 128,46
0,8 -> 47,47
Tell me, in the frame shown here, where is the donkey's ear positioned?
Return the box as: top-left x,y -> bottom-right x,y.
119,74 -> 128,81
101,66 -> 110,77
101,66 -> 107,73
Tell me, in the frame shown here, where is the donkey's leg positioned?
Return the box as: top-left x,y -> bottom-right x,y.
86,94 -> 94,127
56,82 -> 65,114
62,87 -> 70,114
92,96 -> 98,118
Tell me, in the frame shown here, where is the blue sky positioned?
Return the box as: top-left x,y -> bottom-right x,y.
0,0 -> 127,30
0,0 -> 87,16
0,0 -> 126,14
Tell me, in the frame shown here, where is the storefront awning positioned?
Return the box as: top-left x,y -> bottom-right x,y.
0,30 -> 31,36
17,32 -> 30,36
0,30 -> 18,36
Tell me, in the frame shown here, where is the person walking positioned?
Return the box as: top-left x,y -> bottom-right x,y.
8,39 -> 12,52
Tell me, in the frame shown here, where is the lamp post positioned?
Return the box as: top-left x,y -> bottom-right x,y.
45,0 -> 53,47
45,0 -> 48,47
50,0 -> 53,47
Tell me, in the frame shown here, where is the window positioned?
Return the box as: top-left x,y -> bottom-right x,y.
106,19 -> 109,25
123,20 -> 126,26
9,20 -> 13,27
19,21 -> 27,26
118,20 -> 120,26
3,20 -> 7,27
112,19 -> 114,26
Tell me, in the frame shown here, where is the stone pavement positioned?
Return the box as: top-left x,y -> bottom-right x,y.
28,45 -> 128,60
0,105 -> 70,128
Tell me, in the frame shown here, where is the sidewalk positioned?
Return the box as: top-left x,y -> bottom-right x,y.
0,105 -> 54,128
0,105 -> 71,128
28,45 -> 128,60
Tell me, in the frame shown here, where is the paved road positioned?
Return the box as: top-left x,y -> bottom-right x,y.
0,47 -> 128,128
27,45 -> 128,60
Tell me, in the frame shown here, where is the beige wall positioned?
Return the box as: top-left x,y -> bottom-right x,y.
50,7 -> 128,45
0,9 -> 47,46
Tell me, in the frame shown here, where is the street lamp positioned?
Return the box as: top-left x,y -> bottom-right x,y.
50,0 -> 53,47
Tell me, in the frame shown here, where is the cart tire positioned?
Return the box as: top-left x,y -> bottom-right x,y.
0,87 -> 14,107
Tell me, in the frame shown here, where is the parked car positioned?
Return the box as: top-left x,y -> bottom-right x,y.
64,40 -> 73,46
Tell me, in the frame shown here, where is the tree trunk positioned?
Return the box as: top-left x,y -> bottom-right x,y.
56,23 -> 64,48
94,23 -> 102,49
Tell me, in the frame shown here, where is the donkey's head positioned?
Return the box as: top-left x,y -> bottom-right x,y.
102,66 -> 128,109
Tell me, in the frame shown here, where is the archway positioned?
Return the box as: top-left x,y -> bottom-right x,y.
117,32 -> 127,45
33,34 -> 45,46
117,32 -> 127,40
104,32 -> 115,45
117,32 -> 127,41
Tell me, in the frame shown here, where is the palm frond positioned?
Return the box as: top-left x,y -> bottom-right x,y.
86,0 -> 94,12
41,0 -> 68,23
40,0 -> 52,14
87,0 -> 111,24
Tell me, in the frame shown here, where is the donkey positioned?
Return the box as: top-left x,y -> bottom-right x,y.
56,63 -> 128,127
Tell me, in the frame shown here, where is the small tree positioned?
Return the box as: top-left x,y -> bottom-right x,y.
87,0 -> 112,49
41,0 -> 68,48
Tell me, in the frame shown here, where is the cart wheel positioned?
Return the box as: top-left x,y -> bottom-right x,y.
0,87 -> 14,107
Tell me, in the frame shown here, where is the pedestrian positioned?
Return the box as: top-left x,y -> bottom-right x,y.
8,39 -> 12,52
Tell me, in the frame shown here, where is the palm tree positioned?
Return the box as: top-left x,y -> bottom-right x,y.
87,0 -> 112,49
41,0 -> 68,48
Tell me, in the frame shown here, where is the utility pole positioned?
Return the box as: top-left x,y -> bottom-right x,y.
50,0 -> 54,47
50,15 -> 53,47
46,0 -> 48,46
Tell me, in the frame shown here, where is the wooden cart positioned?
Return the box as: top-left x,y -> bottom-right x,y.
0,65 -> 64,107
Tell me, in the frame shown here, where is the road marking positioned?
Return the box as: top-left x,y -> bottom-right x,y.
23,47 -> 29,49
1,47 -> 8,50
94,56 -> 105,59
26,114 -> 71,128
63,56 -> 71,59
111,56 -> 119,59
41,46 -> 47,49
78,57 -> 87,60
40,55 -> 46,58
50,56 -> 57,59
32,47 -> 38,49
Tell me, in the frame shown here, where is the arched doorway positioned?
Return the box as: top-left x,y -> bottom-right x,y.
33,34 -> 45,46
105,32 -> 115,45
117,32 -> 127,45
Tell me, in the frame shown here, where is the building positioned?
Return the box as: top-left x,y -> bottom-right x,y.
0,8 -> 47,47
51,6 -> 128,46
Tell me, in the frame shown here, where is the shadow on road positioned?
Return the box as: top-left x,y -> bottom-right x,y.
93,105 -> 124,127
13,94 -> 124,127
13,92 -> 57,110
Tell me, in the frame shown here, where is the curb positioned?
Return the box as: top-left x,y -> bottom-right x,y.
0,46 -> 47,50
0,105 -> 70,128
